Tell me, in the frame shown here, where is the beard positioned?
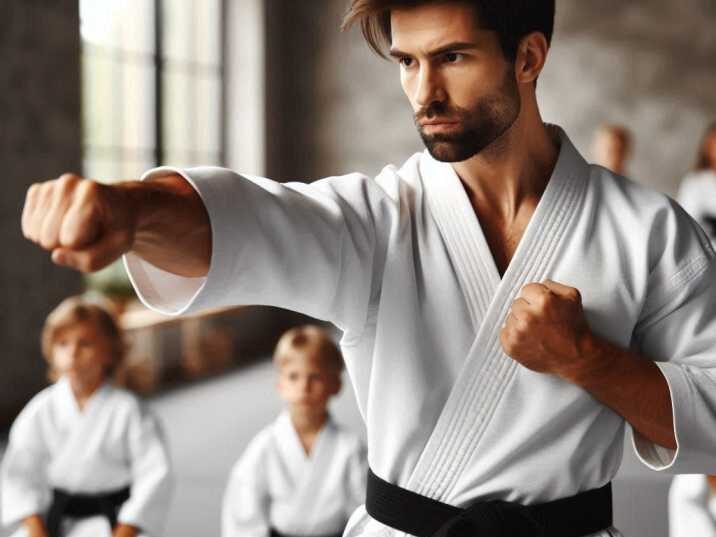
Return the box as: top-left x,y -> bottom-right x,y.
415,69 -> 521,163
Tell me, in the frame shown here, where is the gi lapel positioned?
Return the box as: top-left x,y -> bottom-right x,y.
410,128 -> 590,503
50,379 -> 112,491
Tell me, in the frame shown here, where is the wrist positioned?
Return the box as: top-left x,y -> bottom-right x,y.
567,332 -> 617,388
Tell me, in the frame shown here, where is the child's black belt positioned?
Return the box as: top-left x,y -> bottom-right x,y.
47,486 -> 130,537
366,468 -> 612,537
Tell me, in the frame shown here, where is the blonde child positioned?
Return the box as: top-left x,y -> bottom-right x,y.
1,296 -> 173,537
222,325 -> 366,537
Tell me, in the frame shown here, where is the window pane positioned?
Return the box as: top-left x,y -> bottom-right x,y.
80,0 -> 154,55
195,76 -> 221,155
162,67 -> 194,161
82,49 -> 117,149
162,0 -> 221,65
121,61 -> 156,154
162,0 -> 194,63
194,0 -> 221,66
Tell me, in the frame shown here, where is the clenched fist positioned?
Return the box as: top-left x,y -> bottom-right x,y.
21,173 -> 137,272
500,279 -> 599,382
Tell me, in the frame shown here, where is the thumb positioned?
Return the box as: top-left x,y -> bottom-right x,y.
51,229 -> 132,273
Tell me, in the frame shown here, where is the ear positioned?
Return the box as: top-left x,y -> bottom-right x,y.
515,32 -> 549,84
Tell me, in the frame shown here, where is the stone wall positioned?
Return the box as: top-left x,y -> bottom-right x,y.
0,1 -> 83,427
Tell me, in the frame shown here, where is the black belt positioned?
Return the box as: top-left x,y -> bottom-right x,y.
270,528 -> 343,537
366,468 -> 612,537
46,486 -> 130,537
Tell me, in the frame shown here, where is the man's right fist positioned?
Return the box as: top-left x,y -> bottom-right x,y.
21,173 -> 136,272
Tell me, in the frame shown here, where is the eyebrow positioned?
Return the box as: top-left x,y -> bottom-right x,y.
388,41 -> 479,59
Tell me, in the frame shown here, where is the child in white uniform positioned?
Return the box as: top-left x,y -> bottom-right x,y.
1,297 -> 173,537
222,326 -> 366,537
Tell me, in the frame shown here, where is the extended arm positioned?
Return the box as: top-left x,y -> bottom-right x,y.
21,172 -> 210,276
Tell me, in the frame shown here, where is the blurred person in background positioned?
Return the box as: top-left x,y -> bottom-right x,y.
669,474 -> 716,537
677,122 -> 716,244
591,123 -> 633,176
1,297 -> 173,537
222,325 -> 366,537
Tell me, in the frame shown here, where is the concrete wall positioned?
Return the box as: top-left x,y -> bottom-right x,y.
0,1 -> 84,427
541,0 -> 716,195
262,0 -> 716,197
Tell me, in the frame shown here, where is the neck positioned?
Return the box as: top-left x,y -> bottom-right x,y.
451,106 -> 559,223
68,376 -> 105,410
289,406 -> 328,434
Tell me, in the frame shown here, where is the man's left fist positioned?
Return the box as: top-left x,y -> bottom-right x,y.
500,279 -> 595,380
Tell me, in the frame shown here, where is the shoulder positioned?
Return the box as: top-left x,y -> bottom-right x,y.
591,165 -> 712,254
104,385 -> 158,423
10,384 -> 54,428
236,423 -> 275,467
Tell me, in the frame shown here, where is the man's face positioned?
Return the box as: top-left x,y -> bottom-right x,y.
390,3 -> 521,162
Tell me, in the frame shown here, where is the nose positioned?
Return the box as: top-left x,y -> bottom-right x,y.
414,64 -> 444,109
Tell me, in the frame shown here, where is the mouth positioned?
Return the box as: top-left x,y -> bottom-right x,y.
419,119 -> 459,127
420,121 -> 460,134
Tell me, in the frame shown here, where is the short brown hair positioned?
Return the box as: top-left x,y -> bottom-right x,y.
273,325 -> 343,373
42,296 -> 126,381
342,0 -> 556,61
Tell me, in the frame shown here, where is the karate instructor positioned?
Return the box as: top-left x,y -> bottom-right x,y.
21,2 -> 716,537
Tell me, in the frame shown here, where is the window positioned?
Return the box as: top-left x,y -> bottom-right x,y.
79,0 -> 225,294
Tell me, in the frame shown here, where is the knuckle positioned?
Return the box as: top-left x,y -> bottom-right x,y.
58,172 -> 81,183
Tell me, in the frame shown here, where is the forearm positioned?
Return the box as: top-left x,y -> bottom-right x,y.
569,334 -> 676,449
119,174 -> 211,277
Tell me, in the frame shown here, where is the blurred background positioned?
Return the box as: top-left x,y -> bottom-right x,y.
1,1 -> 715,536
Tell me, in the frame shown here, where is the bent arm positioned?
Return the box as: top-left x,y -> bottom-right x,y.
570,335 -> 676,449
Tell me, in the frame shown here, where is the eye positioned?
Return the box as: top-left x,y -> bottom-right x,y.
444,52 -> 464,63
399,56 -> 414,68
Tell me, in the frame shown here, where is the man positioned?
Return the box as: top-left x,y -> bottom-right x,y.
21,1 -> 716,536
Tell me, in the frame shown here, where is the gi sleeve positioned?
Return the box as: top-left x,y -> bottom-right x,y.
117,402 -> 174,536
668,475 -> 716,537
124,166 -> 393,335
631,199 -> 716,472
221,439 -> 270,537
0,399 -> 51,526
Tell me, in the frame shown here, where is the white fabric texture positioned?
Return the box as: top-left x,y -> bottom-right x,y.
221,413 -> 366,537
669,474 -> 716,537
1,378 -> 173,537
677,170 -> 716,247
125,127 -> 716,537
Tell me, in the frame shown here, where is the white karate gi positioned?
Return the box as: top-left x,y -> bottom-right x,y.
124,126 -> 716,537
669,475 -> 716,537
1,377 -> 173,537
221,413 -> 366,537
677,170 -> 716,246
